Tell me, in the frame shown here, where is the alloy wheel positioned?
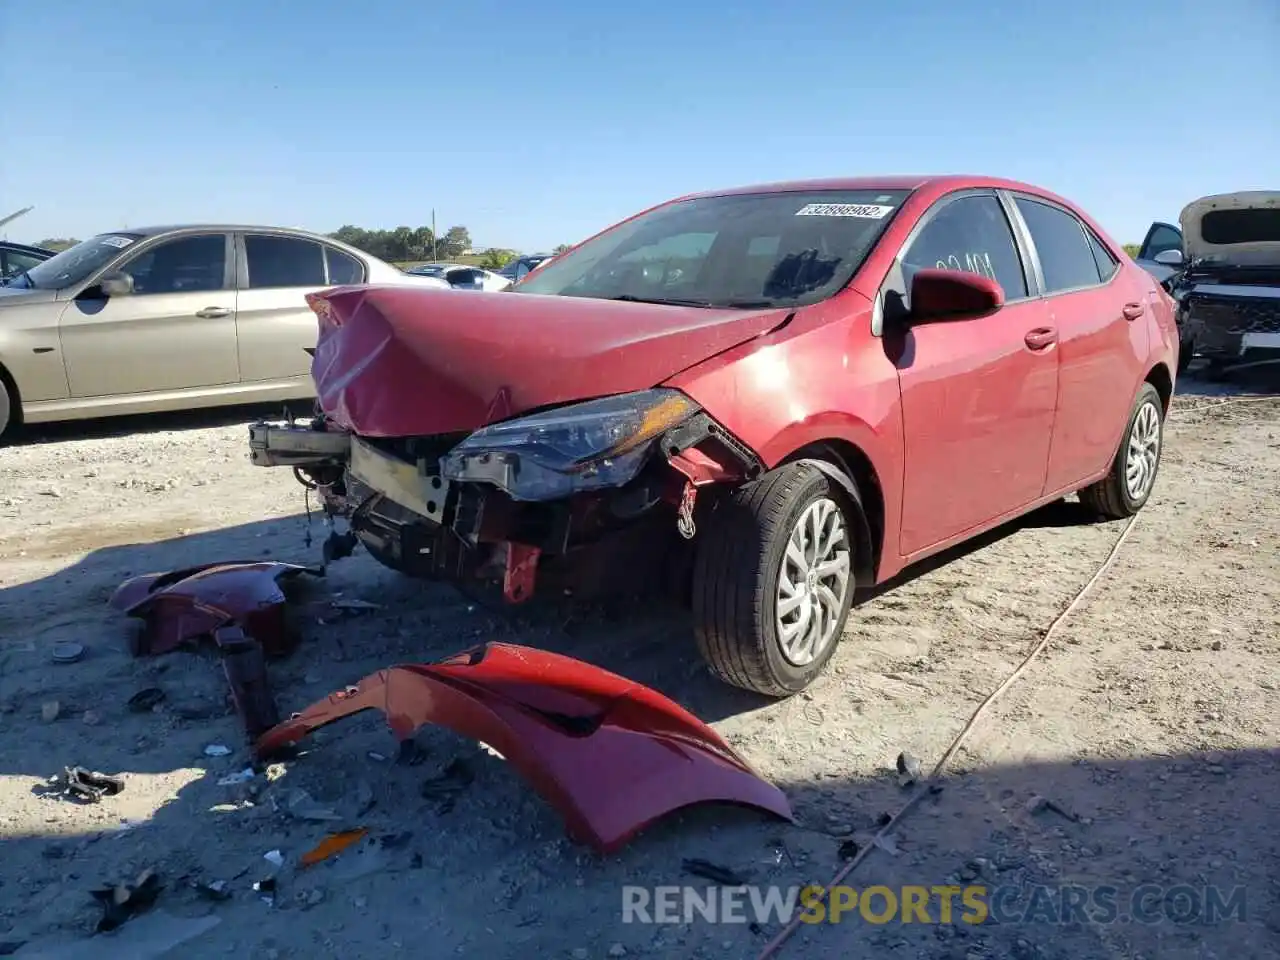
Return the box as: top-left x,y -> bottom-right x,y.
775,497 -> 852,666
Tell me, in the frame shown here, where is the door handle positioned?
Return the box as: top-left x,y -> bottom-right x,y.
1024,327 -> 1058,350
1122,302 -> 1145,321
196,306 -> 230,319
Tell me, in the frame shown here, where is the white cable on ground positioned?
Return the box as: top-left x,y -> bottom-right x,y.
756,513 -> 1142,959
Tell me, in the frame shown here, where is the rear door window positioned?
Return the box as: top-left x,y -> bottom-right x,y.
1014,198 -> 1102,293
245,235 -> 326,288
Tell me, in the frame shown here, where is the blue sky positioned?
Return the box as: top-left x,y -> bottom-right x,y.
2,1 -> 1276,251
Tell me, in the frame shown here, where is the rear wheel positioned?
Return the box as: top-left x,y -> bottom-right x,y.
0,377 -> 12,440
1078,382 -> 1164,519
692,462 -> 856,697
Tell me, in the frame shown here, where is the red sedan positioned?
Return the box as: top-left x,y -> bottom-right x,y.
254,175 -> 1179,697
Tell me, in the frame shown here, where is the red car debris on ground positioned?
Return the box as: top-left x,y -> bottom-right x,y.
251,175 -> 1179,697
254,643 -> 794,853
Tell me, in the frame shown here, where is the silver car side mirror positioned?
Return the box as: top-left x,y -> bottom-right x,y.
1153,249 -> 1183,266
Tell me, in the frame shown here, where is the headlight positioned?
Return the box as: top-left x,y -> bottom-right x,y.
441,388 -> 699,501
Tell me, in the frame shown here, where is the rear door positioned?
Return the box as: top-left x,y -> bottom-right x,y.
235,233 -> 366,382
1008,195 -> 1149,492
60,232 -> 239,398
887,191 -> 1058,556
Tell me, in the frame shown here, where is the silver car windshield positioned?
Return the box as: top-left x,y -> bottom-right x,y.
17,234 -> 143,290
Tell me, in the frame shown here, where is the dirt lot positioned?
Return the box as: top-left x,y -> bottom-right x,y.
1,369 -> 1277,960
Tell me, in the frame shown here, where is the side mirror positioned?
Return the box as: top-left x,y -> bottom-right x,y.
100,271 -> 135,297
1153,249 -> 1183,266
909,268 -> 1004,323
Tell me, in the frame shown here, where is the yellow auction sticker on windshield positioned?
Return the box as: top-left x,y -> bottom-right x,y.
795,203 -> 894,218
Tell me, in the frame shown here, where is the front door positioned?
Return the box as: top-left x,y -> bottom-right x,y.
886,192 -> 1060,556
60,233 -> 239,398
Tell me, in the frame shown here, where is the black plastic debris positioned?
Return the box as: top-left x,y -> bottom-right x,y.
62,766 -> 126,803
876,811 -> 893,827
682,859 -> 747,886
91,868 -> 162,933
395,738 -> 429,766
128,688 -> 166,712
0,941 -> 25,956
420,757 -> 474,813
252,877 -> 277,907
837,839 -> 859,860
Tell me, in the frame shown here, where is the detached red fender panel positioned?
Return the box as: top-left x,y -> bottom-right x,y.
110,561 -> 321,657
255,643 -> 793,852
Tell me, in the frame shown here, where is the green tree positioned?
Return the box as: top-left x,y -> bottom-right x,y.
553,243 -> 573,255
481,248 -> 517,270
1122,243 -> 1141,258
37,238 -> 79,252
438,226 -> 472,258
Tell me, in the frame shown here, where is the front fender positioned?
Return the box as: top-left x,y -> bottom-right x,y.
255,642 -> 793,852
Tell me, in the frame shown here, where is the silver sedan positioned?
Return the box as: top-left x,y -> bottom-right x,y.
0,224 -> 449,437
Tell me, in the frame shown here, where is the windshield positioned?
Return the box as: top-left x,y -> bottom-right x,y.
409,264 -> 446,276
512,190 -> 909,308
14,233 -> 142,290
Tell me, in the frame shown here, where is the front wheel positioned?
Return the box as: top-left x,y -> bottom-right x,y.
1078,382 -> 1164,519
692,462 -> 857,697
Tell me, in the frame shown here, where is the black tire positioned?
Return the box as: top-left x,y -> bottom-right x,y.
1078,382 -> 1164,520
0,378 -> 12,440
1177,335 -> 1194,375
692,462 -> 857,697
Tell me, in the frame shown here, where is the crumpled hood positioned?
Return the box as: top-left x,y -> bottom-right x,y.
1180,191 -> 1280,266
308,285 -> 790,437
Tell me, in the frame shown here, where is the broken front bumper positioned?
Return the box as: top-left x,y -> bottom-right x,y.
255,642 -> 794,852
1179,288 -> 1280,366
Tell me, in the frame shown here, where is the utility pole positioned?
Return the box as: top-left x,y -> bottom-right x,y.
0,206 -> 34,235
432,209 -> 437,261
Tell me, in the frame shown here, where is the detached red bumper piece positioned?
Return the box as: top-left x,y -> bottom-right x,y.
255,642 -> 793,852
110,561 -> 321,658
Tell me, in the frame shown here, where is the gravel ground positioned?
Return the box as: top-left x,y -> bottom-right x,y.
1,367 -> 1277,960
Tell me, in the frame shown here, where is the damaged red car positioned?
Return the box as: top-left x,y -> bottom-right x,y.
250,175 -> 1179,697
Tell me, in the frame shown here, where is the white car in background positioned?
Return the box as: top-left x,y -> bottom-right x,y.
403,262 -> 511,291
0,224 -> 450,436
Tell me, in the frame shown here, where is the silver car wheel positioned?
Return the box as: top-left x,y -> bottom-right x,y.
1125,400 -> 1161,501
775,497 -> 851,667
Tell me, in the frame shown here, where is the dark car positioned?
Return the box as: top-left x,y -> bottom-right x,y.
1136,192 -> 1280,377
251,174 -> 1178,698
498,253 -> 553,283
0,241 -> 56,283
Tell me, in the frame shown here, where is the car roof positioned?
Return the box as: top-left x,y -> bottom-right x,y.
677,174 -> 1062,202
95,224 -> 341,243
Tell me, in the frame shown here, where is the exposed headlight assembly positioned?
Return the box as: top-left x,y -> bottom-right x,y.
441,389 -> 699,501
